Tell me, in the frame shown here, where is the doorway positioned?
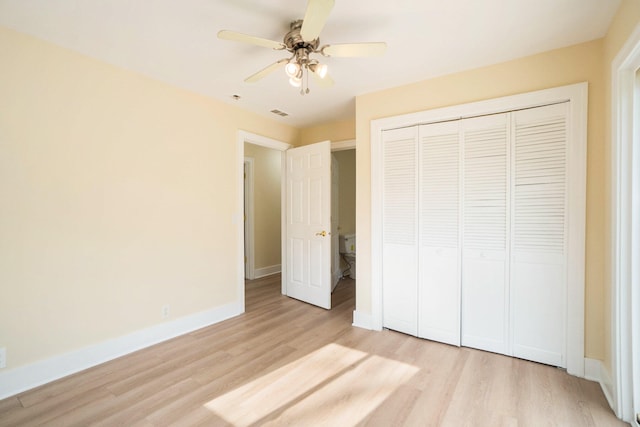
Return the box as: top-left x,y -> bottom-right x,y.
236,132 -> 356,312
236,132 -> 290,313
332,149 -> 356,285
611,26 -> 640,426
244,143 -> 283,280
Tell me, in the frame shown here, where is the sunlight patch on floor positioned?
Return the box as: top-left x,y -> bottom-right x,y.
204,343 -> 418,426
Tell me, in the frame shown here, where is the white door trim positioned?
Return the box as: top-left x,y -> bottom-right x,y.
331,154 -> 341,290
370,82 -> 587,377
331,139 -> 356,151
610,22 -> 640,425
237,131 -> 291,313
244,158 -> 255,280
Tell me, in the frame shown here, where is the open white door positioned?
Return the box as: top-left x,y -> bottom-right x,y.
285,141 -> 332,309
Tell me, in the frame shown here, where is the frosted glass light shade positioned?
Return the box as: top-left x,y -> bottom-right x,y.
315,63 -> 328,78
285,62 -> 300,78
289,76 -> 302,87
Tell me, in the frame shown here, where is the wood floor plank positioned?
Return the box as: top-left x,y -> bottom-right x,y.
145,345 -> 300,426
357,384 -> 422,426
1,386 -> 116,427
402,346 -> 471,426
0,275 -> 628,426
92,378 -> 200,426
0,397 -> 22,415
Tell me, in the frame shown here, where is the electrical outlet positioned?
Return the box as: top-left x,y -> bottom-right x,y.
0,347 -> 6,369
162,305 -> 170,319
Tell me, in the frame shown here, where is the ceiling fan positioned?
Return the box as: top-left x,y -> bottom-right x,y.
218,0 -> 387,95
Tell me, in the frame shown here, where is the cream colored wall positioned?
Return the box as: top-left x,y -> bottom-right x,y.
356,39 -> 606,360
0,26 -> 298,370
299,118 -> 355,146
244,143 -> 282,270
601,0 -> 640,373
4,1 -> 636,377
334,150 -> 356,236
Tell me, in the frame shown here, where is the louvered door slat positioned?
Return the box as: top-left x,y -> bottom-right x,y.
383,135 -> 416,246
461,113 -> 510,355
382,127 -> 418,336
511,103 -> 569,368
420,134 -> 459,248
463,122 -> 508,251
418,121 -> 461,346
514,113 -> 567,254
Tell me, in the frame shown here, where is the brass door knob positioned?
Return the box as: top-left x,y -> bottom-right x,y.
315,230 -> 328,237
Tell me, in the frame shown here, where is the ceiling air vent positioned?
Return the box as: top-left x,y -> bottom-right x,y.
270,109 -> 289,117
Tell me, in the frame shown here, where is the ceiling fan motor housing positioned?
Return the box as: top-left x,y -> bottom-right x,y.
284,20 -> 319,59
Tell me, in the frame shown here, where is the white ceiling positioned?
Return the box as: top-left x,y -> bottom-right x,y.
0,0 -> 621,128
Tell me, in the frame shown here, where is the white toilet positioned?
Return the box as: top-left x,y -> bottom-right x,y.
339,234 -> 356,279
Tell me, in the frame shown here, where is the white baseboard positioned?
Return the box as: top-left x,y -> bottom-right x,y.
599,361 -> 616,413
584,357 -> 601,381
0,301 -> 242,400
352,310 -> 373,330
254,264 -> 281,278
584,357 -> 616,414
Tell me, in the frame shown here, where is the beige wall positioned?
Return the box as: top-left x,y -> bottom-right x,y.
0,26 -> 297,370
334,150 -> 356,236
299,118 -> 355,146
244,143 -> 282,270
601,0 -> 640,372
3,0 -> 638,379
356,39 -> 607,359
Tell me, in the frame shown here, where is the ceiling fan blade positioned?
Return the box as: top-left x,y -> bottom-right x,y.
310,69 -> 334,88
321,42 -> 387,57
218,30 -> 285,50
245,59 -> 288,83
300,0 -> 335,42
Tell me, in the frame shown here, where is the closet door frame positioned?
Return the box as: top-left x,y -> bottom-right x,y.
371,82 -> 587,377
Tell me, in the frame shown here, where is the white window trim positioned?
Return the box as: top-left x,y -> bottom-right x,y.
610,23 -> 640,425
370,82 -> 588,377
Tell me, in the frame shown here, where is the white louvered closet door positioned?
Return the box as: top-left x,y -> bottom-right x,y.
511,103 -> 568,367
417,121 -> 461,345
382,127 -> 419,336
461,113 -> 510,355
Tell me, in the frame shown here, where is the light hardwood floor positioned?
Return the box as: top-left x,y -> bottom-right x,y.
0,275 -> 628,426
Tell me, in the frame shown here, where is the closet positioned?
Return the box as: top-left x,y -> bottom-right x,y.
381,102 -> 576,368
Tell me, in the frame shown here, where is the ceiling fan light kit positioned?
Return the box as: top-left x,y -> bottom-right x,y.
217,0 -> 386,96
309,62 -> 328,79
285,61 -> 301,78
